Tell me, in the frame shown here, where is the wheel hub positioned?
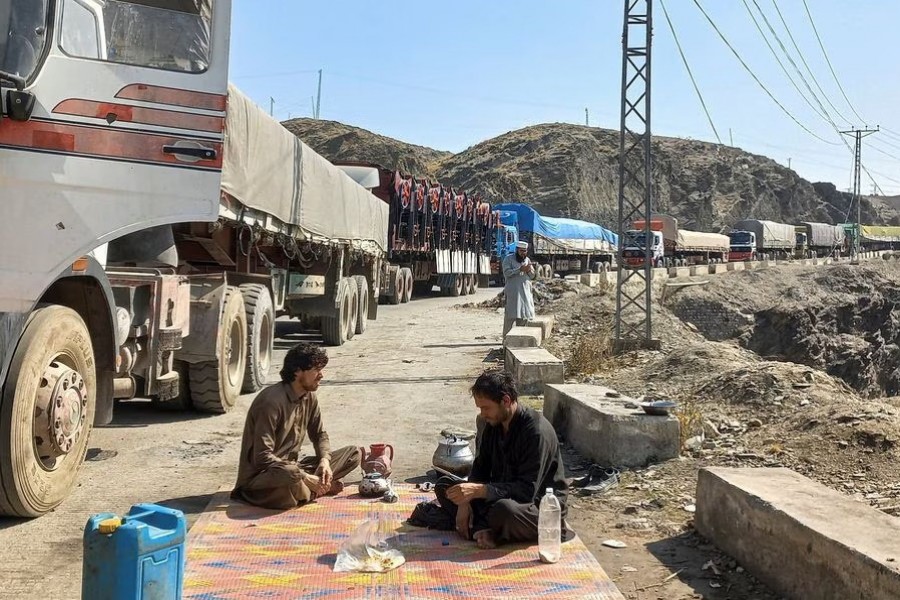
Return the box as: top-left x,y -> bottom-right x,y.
35,361 -> 87,465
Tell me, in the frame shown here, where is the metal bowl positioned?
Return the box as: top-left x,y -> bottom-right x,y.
640,400 -> 677,416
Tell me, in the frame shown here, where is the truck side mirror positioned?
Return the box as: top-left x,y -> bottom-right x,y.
7,89 -> 36,121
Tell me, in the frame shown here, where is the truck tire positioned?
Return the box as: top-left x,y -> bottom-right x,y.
0,305 -> 96,517
239,284 -> 274,393
449,274 -> 463,297
353,276 -> 370,335
345,281 -> 359,341
400,268 -> 413,303
389,269 -> 404,305
470,274 -> 479,294
322,279 -> 351,346
191,287 -> 247,414
544,264 -> 554,279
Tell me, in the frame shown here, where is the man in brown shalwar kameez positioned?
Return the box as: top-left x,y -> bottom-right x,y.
231,343 -> 361,509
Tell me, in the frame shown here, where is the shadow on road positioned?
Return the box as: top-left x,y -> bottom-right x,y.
100,400 -> 219,428
325,375 -> 474,386
422,342 -> 497,349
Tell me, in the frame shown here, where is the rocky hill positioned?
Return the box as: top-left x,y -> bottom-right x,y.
284,118 -> 900,230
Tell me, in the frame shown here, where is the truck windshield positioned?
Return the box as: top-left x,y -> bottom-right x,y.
0,0 -> 51,81
59,0 -> 211,72
729,231 -> 753,246
626,231 -> 653,249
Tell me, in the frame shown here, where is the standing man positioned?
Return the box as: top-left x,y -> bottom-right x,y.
502,240 -> 537,336
231,343 -> 361,510
437,370 -> 571,549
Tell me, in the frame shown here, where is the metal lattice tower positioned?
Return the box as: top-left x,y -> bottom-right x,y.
839,126 -> 878,261
614,0 -> 654,352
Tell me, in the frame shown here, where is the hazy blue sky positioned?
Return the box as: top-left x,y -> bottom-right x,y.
230,1 -> 900,194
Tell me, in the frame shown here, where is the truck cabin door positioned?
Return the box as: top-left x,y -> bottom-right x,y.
0,0 -> 231,312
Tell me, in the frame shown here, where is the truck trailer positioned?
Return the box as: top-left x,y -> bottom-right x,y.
793,222 -> 845,258
491,203 -> 617,280
0,0 -> 388,516
624,215 -> 729,267
729,219 -> 795,261
337,164 -> 494,299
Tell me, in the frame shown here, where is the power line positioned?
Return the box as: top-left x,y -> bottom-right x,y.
801,0 -> 867,125
768,0 -> 853,127
659,0 -> 721,144
690,0 -> 840,146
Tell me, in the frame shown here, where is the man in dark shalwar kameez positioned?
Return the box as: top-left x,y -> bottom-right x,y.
231,343 -> 361,509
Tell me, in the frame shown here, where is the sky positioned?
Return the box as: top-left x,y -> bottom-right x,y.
229,1 -> 900,195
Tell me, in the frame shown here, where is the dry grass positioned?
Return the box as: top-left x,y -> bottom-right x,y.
567,327 -> 614,376
672,391 -> 705,451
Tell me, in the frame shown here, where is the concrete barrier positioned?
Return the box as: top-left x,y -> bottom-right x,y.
708,263 -> 727,275
759,260 -> 773,269
580,273 -> 601,287
743,261 -> 758,270
726,262 -> 745,272
689,265 -> 705,276
524,315 -> 555,340
543,384 -> 680,467
504,326 -> 542,348
652,267 -> 668,280
669,266 -> 691,278
696,467 -> 900,600
505,348 -> 564,395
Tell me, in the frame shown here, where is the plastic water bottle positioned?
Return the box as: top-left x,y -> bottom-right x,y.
538,487 -> 561,563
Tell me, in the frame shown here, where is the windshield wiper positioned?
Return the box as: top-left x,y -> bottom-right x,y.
0,70 -> 26,91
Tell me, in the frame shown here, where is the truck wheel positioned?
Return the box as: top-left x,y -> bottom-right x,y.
449,274 -> 463,297
470,274 -> 479,294
345,281 -> 359,341
545,264 -> 554,279
353,276 -> 370,335
322,279 -> 350,346
0,305 -> 96,517
400,268 -> 413,303
389,269 -> 404,305
191,287 -> 247,414
239,284 -> 274,393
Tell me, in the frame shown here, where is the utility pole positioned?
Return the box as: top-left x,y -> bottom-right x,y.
269,97 -> 274,117
585,108 -> 590,126
729,128 -> 733,146
315,69 -> 323,119
614,0 -> 657,352
788,157 -> 791,170
311,96 -> 316,118
840,126 -> 878,263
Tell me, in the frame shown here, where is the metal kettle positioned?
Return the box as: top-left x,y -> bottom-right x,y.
432,429 -> 476,478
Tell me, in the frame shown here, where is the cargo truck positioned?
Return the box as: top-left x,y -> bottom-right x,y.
729,219 -> 795,261
0,0 -> 388,516
337,163 -> 494,299
793,222 -> 845,258
491,203 -> 617,281
623,215 -> 728,267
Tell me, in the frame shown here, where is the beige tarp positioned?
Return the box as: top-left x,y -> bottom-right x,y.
677,230 -> 730,252
220,84 -> 388,253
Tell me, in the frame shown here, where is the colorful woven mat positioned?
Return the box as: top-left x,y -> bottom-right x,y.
184,484 -> 624,599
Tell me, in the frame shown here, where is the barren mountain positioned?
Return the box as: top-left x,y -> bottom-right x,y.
284,118 -> 900,230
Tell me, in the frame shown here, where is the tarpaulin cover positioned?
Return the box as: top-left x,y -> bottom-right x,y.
495,203 -> 618,251
732,219 -> 795,250
861,225 -> 900,243
221,84 -> 388,253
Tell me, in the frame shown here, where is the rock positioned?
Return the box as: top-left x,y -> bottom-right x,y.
702,441 -> 717,450
703,419 -> 720,439
800,399 -> 811,407
838,440 -> 849,448
602,539 -> 628,549
747,418 -> 763,428
623,505 -> 640,515
621,566 -> 638,572
685,436 -> 704,452
683,504 -> 696,513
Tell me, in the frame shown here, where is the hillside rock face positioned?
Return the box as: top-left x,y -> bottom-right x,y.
284,118 -> 898,230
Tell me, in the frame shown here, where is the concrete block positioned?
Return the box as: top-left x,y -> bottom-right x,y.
708,263 -> 727,274
504,326 -> 542,348
651,268 -> 668,280
726,262 -> 745,272
543,384 -> 680,468
505,348 -> 564,395
580,272 -> 600,287
696,467 -> 900,600
564,274 -> 581,282
668,266 -> 691,278
759,260 -> 773,268
524,315 -> 554,340
689,265 -> 705,276
743,261 -> 758,270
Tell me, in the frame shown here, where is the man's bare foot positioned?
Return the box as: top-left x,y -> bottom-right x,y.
325,480 -> 344,496
473,529 -> 497,549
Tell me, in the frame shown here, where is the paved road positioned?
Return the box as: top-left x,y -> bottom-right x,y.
0,288 -> 502,599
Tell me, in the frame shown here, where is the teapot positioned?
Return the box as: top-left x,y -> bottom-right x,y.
358,472 -> 390,497
360,443 -> 394,477
432,429 -> 475,478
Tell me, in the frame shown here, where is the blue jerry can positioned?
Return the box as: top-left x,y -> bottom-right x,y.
82,503 -> 187,600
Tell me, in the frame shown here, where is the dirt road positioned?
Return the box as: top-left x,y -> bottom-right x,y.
0,289 -> 504,599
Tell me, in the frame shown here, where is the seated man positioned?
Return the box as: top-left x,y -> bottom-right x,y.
437,370 -> 573,548
231,343 -> 361,509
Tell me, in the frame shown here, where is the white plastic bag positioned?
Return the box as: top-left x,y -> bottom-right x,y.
333,518 -> 406,573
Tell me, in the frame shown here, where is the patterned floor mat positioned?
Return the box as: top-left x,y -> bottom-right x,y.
184,485 -> 624,599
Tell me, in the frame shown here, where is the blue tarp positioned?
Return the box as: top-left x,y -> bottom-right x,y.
494,203 -> 618,247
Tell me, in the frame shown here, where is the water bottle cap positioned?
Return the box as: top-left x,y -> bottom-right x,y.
98,517 -> 122,534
